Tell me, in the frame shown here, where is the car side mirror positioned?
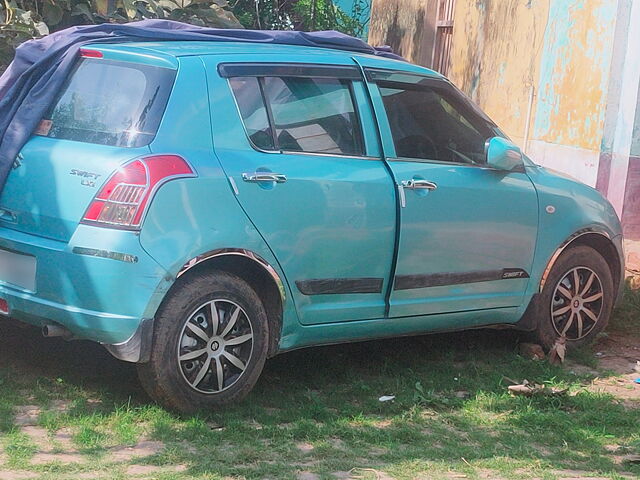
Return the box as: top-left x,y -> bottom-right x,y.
485,137 -> 525,172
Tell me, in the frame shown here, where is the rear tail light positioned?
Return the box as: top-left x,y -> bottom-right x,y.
82,155 -> 195,229
0,298 -> 9,315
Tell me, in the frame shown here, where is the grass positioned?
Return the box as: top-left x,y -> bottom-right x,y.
0,288 -> 638,479
610,282 -> 640,336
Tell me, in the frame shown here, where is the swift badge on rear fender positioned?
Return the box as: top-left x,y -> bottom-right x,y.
70,169 -> 101,187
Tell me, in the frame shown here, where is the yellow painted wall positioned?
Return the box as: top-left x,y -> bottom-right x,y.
448,0 -> 549,146
448,0 -> 617,151
368,0 -> 439,67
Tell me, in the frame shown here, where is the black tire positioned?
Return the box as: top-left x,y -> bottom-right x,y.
137,270 -> 269,413
534,245 -> 614,350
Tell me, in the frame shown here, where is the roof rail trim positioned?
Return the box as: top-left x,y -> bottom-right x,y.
218,62 -> 361,80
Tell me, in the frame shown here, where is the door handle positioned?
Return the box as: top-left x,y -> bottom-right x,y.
400,179 -> 438,191
242,172 -> 287,183
0,208 -> 16,223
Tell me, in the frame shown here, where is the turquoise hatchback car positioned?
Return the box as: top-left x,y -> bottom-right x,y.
0,41 -> 625,411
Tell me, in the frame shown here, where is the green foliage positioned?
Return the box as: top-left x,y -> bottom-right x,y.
0,0 -> 243,72
230,0 -> 369,37
230,0 -> 294,30
0,0 -> 368,73
293,0 -> 368,37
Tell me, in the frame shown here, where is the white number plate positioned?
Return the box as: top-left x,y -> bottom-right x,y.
0,248 -> 36,292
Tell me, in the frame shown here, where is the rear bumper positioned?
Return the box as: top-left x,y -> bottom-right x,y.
0,224 -> 169,345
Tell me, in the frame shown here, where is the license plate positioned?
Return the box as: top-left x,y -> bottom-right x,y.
0,248 -> 36,292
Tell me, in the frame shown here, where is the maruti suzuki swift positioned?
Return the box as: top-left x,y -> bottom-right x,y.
0,41 -> 624,411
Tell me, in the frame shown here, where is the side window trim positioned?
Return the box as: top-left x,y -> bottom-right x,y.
389,155 -> 500,171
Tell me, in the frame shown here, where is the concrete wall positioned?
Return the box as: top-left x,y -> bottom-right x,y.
603,0 -> 640,268
448,0 -> 618,188
368,0 -> 439,67
448,1 -> 547,147
623,52 -> 640,236
633,88 -> 640,157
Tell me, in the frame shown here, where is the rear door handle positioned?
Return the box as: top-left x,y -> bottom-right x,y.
400,179 -> 438,191
242,172 -> 287,183
0,208 -> 16,223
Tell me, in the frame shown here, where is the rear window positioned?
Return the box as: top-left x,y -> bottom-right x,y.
39,58 -> 176,148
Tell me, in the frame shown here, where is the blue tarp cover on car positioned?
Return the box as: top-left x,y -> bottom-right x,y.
0,19 -> 402,192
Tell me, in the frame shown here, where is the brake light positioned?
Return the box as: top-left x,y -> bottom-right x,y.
0,298 -> 8,315
82,155 -> 195,229
79,49 -> 103,58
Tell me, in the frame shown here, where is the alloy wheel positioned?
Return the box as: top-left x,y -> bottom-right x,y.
550,267 -> 604,340
177,299 -> 254,394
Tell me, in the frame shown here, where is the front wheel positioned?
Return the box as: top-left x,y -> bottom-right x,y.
137,270 -> 269,412
534,245 -> 614,350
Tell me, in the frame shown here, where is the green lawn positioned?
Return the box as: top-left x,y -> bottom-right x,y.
0,287 -> 638,480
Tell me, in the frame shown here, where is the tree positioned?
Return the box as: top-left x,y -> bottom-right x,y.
0,0 -> 367,71
231,0 -> 369,37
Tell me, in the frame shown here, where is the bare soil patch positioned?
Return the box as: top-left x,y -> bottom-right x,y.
583,333 -> 640,404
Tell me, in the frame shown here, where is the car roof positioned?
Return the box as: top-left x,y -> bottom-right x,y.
85,41 -> 441,77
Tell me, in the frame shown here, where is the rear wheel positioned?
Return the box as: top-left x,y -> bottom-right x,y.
137,270 -> 269,412
534,245 -> 614,350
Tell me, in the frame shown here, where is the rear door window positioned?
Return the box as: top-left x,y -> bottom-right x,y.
229,75 -> 364,156
39,58 -> 176,148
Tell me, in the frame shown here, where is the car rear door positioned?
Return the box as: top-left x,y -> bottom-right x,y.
0,52 -> 176,243
205,58 -> 396,326
363,67 -> 539,318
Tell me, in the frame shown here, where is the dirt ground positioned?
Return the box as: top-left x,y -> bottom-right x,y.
579,332 -> 640,405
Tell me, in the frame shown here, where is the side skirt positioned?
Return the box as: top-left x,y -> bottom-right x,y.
278,305 -> 524,353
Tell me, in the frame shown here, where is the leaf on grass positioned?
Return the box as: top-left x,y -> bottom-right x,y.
507,379 -> 568,397
548,335 -> 567,365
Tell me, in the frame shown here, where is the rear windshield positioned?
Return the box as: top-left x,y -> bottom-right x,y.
39,58 -> 176,148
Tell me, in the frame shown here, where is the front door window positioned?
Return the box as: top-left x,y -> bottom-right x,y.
379,83 -> 494,164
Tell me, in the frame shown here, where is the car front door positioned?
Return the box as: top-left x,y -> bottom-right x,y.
364,68 -> 539,318
206,60 -> 396,326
